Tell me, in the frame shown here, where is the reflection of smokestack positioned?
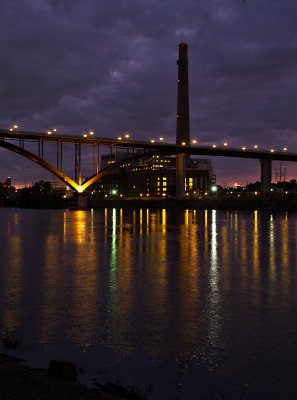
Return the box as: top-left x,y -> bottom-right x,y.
176,42 -> 190,145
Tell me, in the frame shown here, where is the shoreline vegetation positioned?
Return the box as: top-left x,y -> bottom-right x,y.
0,352 -> 147,400
85,196 -> 297,211
1,196 -> 297,212
1,179 -> 297,211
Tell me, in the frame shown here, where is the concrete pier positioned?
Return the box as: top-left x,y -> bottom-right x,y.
260,158 -> 272,195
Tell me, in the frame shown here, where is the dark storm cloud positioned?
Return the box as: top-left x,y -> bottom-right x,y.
0,0 -> 296,184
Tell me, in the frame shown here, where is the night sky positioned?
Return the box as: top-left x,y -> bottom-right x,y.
0,0 -> 296,186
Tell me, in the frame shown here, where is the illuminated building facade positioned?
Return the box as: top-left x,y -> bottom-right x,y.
95,154 -> 214,198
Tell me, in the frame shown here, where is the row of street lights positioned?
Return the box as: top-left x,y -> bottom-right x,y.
6,125 -> 291,153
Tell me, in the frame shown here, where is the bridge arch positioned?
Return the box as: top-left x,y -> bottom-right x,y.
0,140 -> 171,193
0,140 -> 79,191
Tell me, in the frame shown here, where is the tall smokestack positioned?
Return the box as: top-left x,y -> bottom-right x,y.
176,42 -> 190,145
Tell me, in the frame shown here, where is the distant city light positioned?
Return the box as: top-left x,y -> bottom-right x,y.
224,142 -> 228,146
89,131 -> 94,135
192,139 -> 197,144
242,147 -> 246,150
125,133 -> 130,138
253,145 -> 258,149
118,136 -> 122,140
150,139 -> 155,143
283,147 -> 288,151
159,137 -> 164,141
211,185 -> 217,192
83,134 -> 87,137
181,142 -> 186,146
47,131 -> 52,135
212,144 -> 217,148
270,149 -> 275,153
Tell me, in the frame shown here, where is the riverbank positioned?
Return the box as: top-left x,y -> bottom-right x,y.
3,193 -> 297,211
86,196 -> 297,211
0,353 -> 145,400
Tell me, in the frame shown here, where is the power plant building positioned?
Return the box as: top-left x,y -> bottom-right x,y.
95,153 -> 214,198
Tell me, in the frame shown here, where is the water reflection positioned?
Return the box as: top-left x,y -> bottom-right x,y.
0,208 -> 296,399
207,210 -> 220,355
3,235 -> 23,331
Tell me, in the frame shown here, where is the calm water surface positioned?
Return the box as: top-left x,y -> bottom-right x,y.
0,208 -> 297,399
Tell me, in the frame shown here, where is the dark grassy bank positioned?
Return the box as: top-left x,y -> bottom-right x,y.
86,196 -> 297,211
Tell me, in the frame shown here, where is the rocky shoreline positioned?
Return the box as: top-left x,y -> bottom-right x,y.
0,353 -> 146,400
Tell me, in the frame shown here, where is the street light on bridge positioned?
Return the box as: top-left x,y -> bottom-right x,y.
47,128 -> 57,135
9,124 -> 18,132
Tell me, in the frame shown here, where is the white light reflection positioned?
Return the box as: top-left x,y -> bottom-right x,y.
207,210 -> 221,350
108,208 -> 118,318
269,213 -> 276,280
281,215 -> 289,276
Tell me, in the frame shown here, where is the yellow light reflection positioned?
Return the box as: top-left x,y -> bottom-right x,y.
253,211 -> 260,280
63,210 -> 100,350
3,236 -> 23,331
73,210 -> 87,244
63,211 -> 68,242
38,234 -> 61,344
161,209 -> 167,234
139,209 -> 143,236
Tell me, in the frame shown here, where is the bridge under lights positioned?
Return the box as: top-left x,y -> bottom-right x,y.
2,43 -> 296,198
0,129 -> 297,197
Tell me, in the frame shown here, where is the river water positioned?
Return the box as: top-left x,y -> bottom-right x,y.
0,208 -> 297,399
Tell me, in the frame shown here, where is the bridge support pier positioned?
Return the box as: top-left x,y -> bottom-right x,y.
260,158 -> 272,195
176,153 -> 185,200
